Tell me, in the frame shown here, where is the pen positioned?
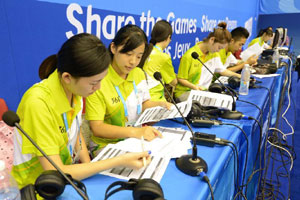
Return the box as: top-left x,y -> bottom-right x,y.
141,136 -> 146,167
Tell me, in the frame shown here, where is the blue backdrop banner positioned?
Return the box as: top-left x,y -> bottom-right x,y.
260,0 -> 300,14
0,0 -> 259,111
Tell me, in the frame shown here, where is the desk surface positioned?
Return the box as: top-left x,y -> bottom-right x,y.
59,70 -> 284,200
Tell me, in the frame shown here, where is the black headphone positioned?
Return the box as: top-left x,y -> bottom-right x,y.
20,170 -> 87,200
227,76 -> 260,89
227,76 -> 241,89
186,100 -> 220,121
104,178 -> 164,200
208,82 -> 236,95
208,82 -> 225,93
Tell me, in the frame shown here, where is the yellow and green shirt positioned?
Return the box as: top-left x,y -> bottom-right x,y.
12,70 -> 83,189
174,42 -> 225,98
248,37 -> 270,49
85,65 -> 150,149
248,37 -> 264,48
214,49 -> 239,81
219,49 -> 237,68
143,46 -> 177,101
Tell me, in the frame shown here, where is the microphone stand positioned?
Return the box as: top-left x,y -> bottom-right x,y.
154,72 -> 207,176
3,111 -> 89,200
191,52 -> 243,120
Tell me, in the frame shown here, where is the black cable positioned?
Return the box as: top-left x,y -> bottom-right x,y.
193,135 -> 240,194
253,84 -> 273,199
244,116 -> 263,195
199,172 -> 214,200
259,62 -> 290,199
237,99 -> 263,125
269,61 -> 292,199
224,141 -> 240,194
220,122 -> 249,198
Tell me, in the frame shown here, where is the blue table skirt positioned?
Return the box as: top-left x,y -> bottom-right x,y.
59,66 -> 285,200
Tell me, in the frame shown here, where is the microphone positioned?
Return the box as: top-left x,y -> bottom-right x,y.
154,72 -> 208,176
191,52 -> 243,120
2,110 -> 89,200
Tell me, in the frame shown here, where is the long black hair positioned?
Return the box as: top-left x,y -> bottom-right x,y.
139,20 -> 172,68
257,27 -> 273,37
39,33 -> 110,80
108,24 -> 148,58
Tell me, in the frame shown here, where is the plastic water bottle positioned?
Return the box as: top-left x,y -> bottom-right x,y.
239,64 -> 251,95
0,160 -> 21,200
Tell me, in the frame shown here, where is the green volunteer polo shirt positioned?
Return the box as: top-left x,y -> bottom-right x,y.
12,70 -> 82,189
248,37 -> 264,47
85,65 -> 150,149
143,46 -> 177,101
175,42 -> 223,97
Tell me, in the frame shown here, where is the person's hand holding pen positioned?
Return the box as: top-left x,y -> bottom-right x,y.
119,150 -> 151,169
141,136 -> 147,167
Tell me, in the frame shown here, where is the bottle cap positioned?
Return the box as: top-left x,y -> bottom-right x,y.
0,160 -> 5,171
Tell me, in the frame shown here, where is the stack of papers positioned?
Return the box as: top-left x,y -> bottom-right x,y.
188,90 -> 235,110
92,127 -> 192,182
240,42 -> 263,61
134,101 -> 192,126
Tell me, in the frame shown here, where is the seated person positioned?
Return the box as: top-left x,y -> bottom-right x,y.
85,25 -> 172,156
218,27 -> 257,74
248,27 -> 273,50
174,22 -> 241,102
11,33 -> 151,190
141,20 -> 177,102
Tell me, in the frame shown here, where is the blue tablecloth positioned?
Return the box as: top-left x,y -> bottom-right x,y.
59,65 -> 287,200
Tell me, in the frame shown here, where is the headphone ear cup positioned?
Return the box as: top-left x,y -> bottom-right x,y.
208,83 -> 223,93
133,179 -> 164,200
35,170 -> 66,199
20,184 -> 37,200
228,76 -> 240,89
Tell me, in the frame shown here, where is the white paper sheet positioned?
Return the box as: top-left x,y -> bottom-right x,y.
188,90 -> 235,110
91,127 -> 193,182
252,74 -> 280,78
134,101 -> 192,126
92,145 -> 171,182
240,42 -> 263,61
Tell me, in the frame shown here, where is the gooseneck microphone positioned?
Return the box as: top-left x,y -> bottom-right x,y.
191,52 -> 243,120
2,110 -> 89,200
154,72 -> 208,176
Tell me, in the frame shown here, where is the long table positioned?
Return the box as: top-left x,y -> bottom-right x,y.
59,65 -> 288,200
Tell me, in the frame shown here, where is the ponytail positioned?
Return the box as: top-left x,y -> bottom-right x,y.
138,20 -> 172,68
149,38 -> 156,45
38,55 -> 57,80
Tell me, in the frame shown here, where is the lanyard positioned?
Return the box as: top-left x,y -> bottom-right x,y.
154,45 -> 163,52
114,80 -> 142,118
62,113 -> 81,162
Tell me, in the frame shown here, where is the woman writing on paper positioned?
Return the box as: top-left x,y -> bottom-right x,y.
174,22 -> 241,102
12,33 -> 151,190
85,25 -> 172,157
